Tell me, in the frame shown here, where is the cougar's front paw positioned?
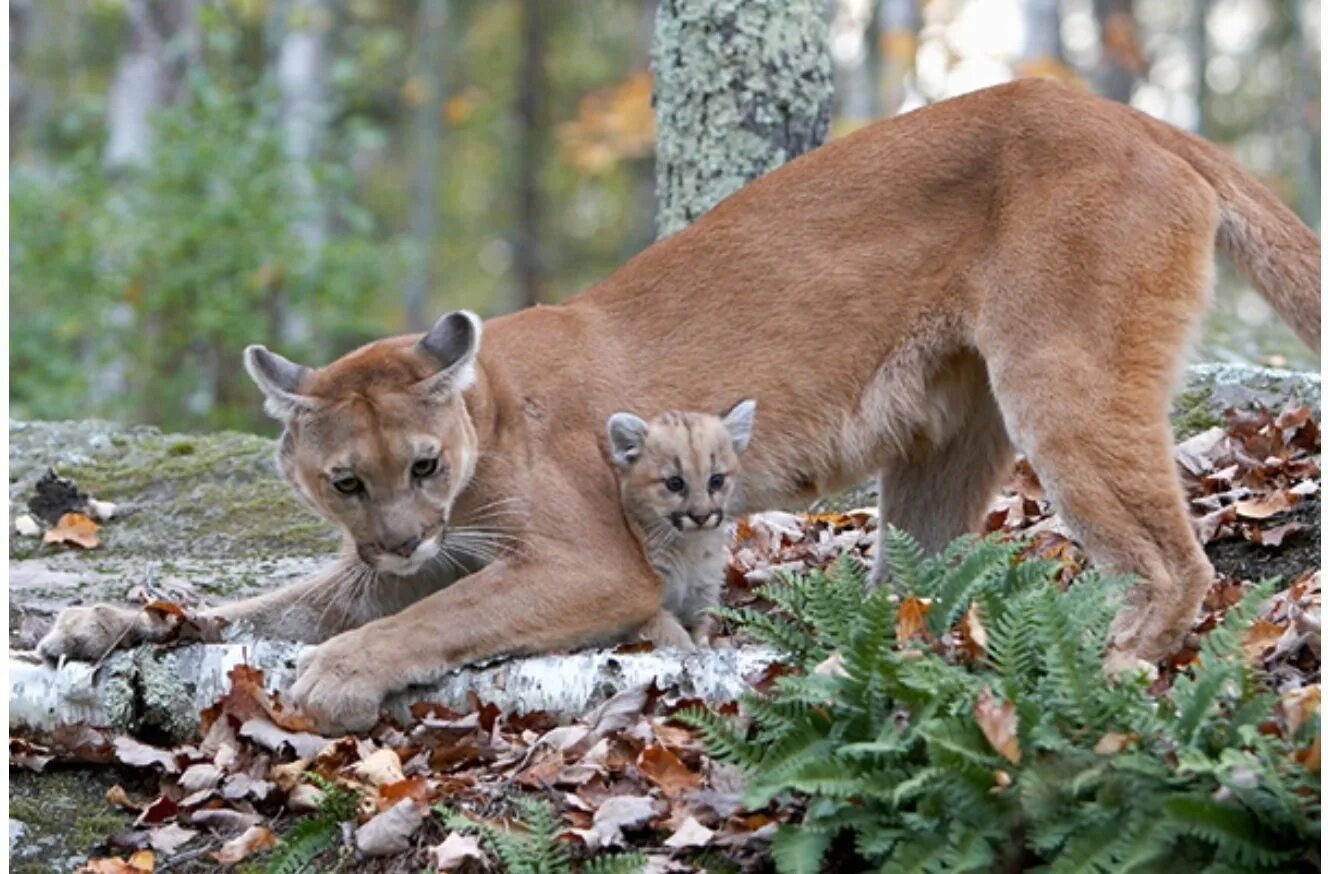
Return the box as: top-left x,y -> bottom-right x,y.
37,604 -> 141,661
290,632 -> 397,734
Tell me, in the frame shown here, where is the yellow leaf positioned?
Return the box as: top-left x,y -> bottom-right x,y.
43,512 -> 102,549
897,597 -> 932,643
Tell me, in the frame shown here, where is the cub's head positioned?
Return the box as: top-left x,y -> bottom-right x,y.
244,310 -> 482,577
606,400 -> 757,536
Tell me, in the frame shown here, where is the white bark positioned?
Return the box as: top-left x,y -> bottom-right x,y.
276,0 -> 331,252
10,644 -> 779,740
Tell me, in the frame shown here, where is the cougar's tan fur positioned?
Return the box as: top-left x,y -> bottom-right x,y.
41,81 -> 1320,731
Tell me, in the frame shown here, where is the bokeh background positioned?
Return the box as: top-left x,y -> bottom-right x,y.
9,0 -> 1320,433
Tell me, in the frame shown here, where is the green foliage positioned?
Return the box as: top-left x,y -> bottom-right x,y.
440,796 -> 645,874
681,529 -> 1320,873
11,76 -> 399,432
261,775 -> 360,874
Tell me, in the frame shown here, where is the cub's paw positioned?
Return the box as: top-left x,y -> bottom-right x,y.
290,634 -> 396,734
37,604 -> 141,662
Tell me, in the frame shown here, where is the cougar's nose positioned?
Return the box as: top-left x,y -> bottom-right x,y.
687,511 -> 714,528
388,536 -> 422,558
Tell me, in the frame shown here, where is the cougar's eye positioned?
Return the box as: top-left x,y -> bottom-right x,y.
332,475 -> 363,496
411,457 -> 440,479
708,473 -> 726,491
664,476 -> 686,494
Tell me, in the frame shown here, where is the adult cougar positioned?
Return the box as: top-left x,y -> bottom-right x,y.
41,81 -> 1320,731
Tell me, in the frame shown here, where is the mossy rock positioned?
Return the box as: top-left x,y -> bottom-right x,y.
9,420 -> 337,562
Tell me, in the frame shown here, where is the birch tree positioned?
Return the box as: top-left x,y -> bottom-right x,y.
652,0 -> 834,237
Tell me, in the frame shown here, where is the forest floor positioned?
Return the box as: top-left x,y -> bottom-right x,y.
7,364 -> 1321,874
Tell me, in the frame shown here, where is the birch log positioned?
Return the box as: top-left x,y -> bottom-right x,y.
10,643 -> 779,741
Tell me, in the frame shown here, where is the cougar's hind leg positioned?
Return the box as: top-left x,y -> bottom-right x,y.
873,355 -> 1015,586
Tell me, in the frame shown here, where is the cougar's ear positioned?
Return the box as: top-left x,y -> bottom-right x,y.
244,345 -> 317,422
721,399 -> 757,454
417,310 -> 482,395
607,412 -> 649,469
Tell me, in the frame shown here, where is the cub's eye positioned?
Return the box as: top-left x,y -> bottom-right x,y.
708,473 -> 726,491
664,476 -> 686,493
411,457 -> 440,479
332,475 -> 363,496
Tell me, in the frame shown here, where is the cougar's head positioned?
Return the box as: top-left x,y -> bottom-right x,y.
606,400 -> 757,537
244,311 -> 483,577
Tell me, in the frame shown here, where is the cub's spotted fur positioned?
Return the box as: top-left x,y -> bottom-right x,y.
607,401 -> 756,649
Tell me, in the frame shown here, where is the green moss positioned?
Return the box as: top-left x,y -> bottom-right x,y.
1171,385 -> 1222,440
30,427 -> 337,560
10,768 -> 134,874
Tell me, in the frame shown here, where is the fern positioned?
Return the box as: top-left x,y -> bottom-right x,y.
442,797 -> 644,874
692,532 -> 1319,873
262,776 -> 360,874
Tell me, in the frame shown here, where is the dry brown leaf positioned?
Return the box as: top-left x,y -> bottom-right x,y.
354,747 -> 406,787
663,815 -> 715,849
239,717 -> 332,760
897,597 -> 932,643
43,512 -> 102,549
1233,490 -> 1297,520
113,737 -> 180,773
1242,618 -> 1287,662
974,686 -> 1021,764
957,605 -> 989,660
377,776 -> 431,811
211,825 -> 278,864
105,784 -> 142,811
637,744 -> 703,796
77,851 -> 155,874
1283,685 -> 1321,737
1092,732 -> 1138,756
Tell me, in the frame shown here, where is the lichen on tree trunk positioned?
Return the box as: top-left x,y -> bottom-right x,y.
651,0 -> 833,238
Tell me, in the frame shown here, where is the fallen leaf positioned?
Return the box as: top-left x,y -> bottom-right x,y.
591,795 -> 661,848
897,597 -> 932,643
11,738 -> 53,772
211,825 -> 277,864
43,512 -> 102,549
134,795 -> 179,826
956,604 -> 989,660
637,744 -> 702,796
105,784 -> 142,811
1242,619 -> 1287,662
663,816 -> 715,849
178,763 -> 223,794
113,737 -> 180,773
354,747 -> 406,787
1092,732 -> 1138,756
77,851 -> 155,873
1283,685 -> 1321,737
974,686 -> 1021,764
428,832 -> 486,871
239,717 -> 332,760
356,798 -> 424,856
147,823 -> 197,855
1248,521 -> 1304,548
190,808 -> 261,836
377,776 -> 430,811
1233,491 -> 1297,520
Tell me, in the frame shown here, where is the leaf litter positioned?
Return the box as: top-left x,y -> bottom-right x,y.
14,400 -> 1316,872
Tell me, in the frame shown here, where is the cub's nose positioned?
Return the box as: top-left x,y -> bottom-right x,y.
388,536 -> 422,558
687,511 -> 715,528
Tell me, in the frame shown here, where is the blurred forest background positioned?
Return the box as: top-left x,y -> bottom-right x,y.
9,0 -> 1321,433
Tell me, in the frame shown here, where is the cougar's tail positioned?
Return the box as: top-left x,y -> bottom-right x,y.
1138,111 -> 1320,349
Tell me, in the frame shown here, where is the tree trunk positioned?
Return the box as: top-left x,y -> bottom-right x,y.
651,0 -> 834,238
104,0 -> 202,170
875,0 -> 920,116
833,1 -> 877,127
1092,0 -> 1144,103
276,0 -> 331,253
1016,0 -> 1070,81
1191,0 -> 1209,134
513,0 -> 548,309
404,0 -> 448,331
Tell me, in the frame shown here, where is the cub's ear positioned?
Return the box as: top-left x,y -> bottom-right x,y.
606,412 -> 648,469
417,310 -> 483,395
244,345 -> 317,422
721,399 -> 757,454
